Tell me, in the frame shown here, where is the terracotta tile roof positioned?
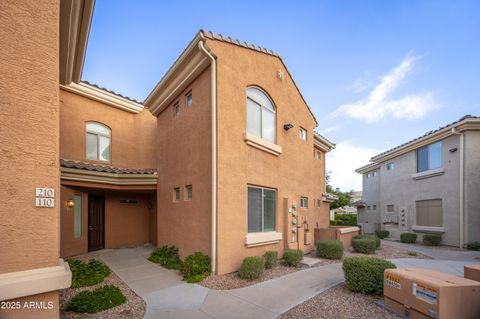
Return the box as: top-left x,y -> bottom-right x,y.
81,80 -> 143,105
61,159 -> 156,175
202,30 -> 280,57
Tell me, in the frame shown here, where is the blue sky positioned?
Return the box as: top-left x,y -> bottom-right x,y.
83,0 -> 480,191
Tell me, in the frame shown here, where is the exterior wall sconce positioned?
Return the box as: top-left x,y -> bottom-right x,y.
284,123 -> 294,131
147,202 -> 153,210
66,198 -> 75,209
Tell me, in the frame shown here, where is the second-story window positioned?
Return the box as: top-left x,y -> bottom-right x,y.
417,141 -> 442,172
86,122 -> 111,162
186,92 -> 193,107
300,127 -> 307,141
174,103 -> 180,117
300,197 -> 308,208
246,87 -> 276,144
387,162 -> 395,170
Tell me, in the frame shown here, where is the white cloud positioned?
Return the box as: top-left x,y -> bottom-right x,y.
332,54 -> 437,122
322,125 -> 340,134
326,141 -> 381,191
350,77 -> 374,93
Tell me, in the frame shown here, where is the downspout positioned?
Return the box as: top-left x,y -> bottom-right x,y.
198,38 -> 217,273
452,128 -> 464,247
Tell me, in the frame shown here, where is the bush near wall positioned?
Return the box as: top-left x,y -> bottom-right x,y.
283,249 -> 304,267
330,214 -> 357,226
354,235 -> 381,249
352,237 -> 377,254
239,256 -> 265,280
264,251 -> 278,269
466,241 -> 480,251
67,259 -> 111,288
375,230 -> 390,239
343,256 -> 396,295
423,233 -> 442,246
316,240 -> 343,259
181,252 -> 211,283
66,285 -> 126,313
400,232 -> 417,244
148,246 -> 182,270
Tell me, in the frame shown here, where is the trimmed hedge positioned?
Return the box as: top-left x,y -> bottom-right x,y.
67,259 -> 111,288
466,241 -> 480,251
354,235 -> 381,249
316,239 -> 343,259
148,246 -> 182,269
239,256 -> 265,280
352,237 -> 377,254
423,234 -> 442,246
66,285 -> 126,313
264,251 -> 278,269
375,230 -> 390,239
181,252 -> 211,283
343,256 -> 396,295
400,232 -> 417,244
283,249 -> 304,267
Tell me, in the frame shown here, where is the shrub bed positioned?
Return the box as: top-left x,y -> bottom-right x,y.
283,249 -> 304,267
238,256 -> 265,280
423,233 -> 442,246
67,259 -> 111,288
181,252 -> 211,283
264,251 -> 278,269
375,230 -> 390,239
316,239 -> 343,259
343,256 -> 396,295
352,237 -> 377,254
66,285 -> 126,313
466,241 -> 480,251
400,232 -> 417,244
148,246 -> 182,269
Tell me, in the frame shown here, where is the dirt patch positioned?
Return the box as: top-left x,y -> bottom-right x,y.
280,283 -> 399,319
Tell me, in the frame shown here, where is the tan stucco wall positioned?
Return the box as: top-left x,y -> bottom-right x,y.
156,67 -> 212,259
207,39 -> 329,274
0,291 -> 59,319
60,89 -> 157,169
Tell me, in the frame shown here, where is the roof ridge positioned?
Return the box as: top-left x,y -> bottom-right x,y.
81,80 -> 143,105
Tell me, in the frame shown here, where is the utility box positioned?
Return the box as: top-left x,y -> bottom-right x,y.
464,264 -> 480,282
384,268 -> 480,319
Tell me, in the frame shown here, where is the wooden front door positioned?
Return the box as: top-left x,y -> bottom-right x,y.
88,194 -> 105,251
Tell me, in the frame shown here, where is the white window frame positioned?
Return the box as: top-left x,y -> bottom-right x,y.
186,91 -> 192,107
300,196 -> 308,208
86,122 -> 111,162
300,127 -> 307,141
387,162 -> 395,170
246,87 -> 277,144
173,187 -> 180,202
247,186 -> 276,233
186,185 -> 193,200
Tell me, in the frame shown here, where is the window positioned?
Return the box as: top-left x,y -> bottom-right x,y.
316,199 -> 321,207
387,162 -> 395,170
186,92 -> 192,107
367,206 -> 371,211
73,194 -> 82,239
186,185 -> 193,200
314,150 -> 321,160
417,141 -> 442,172
373,171 -> 378,177
416,199 -> 442,227
174,103 -> 180,117
300,197 -> 308,208
246,87 -> 276,143
86,122 -> 111,161
173,188 -> 180,202
373,205 -> 377,210
300,128 -> 307,141
248,186 -> 276,233
366,173 -> 371,179
387,204 -> 394,212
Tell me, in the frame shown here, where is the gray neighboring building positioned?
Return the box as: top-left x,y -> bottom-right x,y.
356,115 -> 480,247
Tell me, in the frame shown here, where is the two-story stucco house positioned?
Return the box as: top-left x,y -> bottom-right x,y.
356,115 -> 480,247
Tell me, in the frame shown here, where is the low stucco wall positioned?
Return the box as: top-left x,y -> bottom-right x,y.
314,226 -> 360,249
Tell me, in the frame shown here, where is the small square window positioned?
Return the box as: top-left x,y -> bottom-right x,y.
300,128 -> 307,141
373,171 -> 378,177
373,205 -> 377,210
387,204 -> 394,212
387,162 -> 395,170
186,185 -> 193,200
174,103 -> 180,117
314,150 -> 321,160
173,187 -> 180,202
186,92 -> 192,107
316,199 -> 321,207
367,206 -> 371,211
300,197 -> 308,208
366,173 -> 371,179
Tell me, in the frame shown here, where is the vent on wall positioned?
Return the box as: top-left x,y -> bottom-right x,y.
120,199 -> 139,204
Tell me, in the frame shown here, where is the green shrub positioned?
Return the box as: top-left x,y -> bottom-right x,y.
66,285 -> 126,313
375,230 -> 390,239
67,259 -> 111,288
264,251 -> 278,269
400,232 -> 417,244
283,249 -> 304,267
343,256 -> 396,295
352,237 -> 377,254
408,251 -> 417,256
316,239 -> 343,259
238,256 -> 265,280
181,252 -> 211,283
354,235 -> 381,249
330,214 -> 357,226
466,241 -> 480,251
423,233 -> 442,246
148,246 -> 182,269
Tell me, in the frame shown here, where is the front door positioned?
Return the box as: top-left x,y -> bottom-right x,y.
88,194 -> 105,251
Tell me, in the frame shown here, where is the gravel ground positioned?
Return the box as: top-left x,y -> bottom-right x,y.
60,258 -> 145,319
280,283 -> 400,319
383,239 -> 469,251
200,263 -> 306,290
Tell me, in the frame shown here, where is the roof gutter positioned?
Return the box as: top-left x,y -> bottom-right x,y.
198,35 -> 217,274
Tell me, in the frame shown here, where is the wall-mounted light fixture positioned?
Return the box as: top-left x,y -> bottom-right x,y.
284,123 -> 294,131
147,202 -> 153,210
66,198 -> 75,209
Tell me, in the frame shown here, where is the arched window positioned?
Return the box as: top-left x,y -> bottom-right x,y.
86,122 -> 111,161
246,87 -> 276,143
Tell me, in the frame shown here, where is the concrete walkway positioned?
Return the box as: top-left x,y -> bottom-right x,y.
96,247 -> 344,319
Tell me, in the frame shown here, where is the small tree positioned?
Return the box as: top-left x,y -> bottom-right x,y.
326,173 -> 352,210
